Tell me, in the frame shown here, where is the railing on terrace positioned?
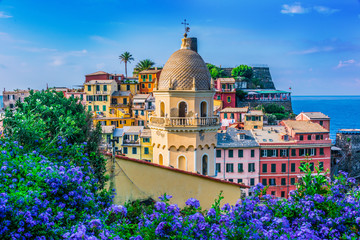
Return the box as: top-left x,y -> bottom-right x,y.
244,97 -> 291,102
95,91 -> 109,95
110,103 -> 130,108
122,139 -> 140,145
149,116 -> 219,127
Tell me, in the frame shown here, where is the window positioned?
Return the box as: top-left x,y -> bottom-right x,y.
281,163 -> 286,173
216,163 -> 221,173
228,179 -> 233,182
123,98 -> 127,105
320,148 -> 324,155
248,163 -> 255,172
271,164 -> 276,173
262,164 -> 267,173
307,135 -> 311,140
224,113 -> 228,119
281,191 -> 285,198
80,94 -> 83,100
142,84 -> 145,88
280,149 -> 288,157
148,83 -> 151,88
144,147 -> 149,154
300,135 -> 304,141
230,113 -> 234,119
291,163 -> 296,172
227,96 -> 231,103
261,150 -> 267,157
123,147 -> 128,154
126,85 -> 130,91
228,150 -> 233,158
269,179 -> 276,186
104,85 -> 107,91
262,179 -> 267,185
310,162 -> 314,171
132,147 -> 137,154
299,149 -> 305,156
143,138 -> 150,143
88,106 -> 92,111
217,95 -> 221,100
87,85 -> 91,91
226,163 -> 234,173
310,148 -> 316,156
96,85 -> 100,91
320,120 -> 323,126
250,178 -> 255,186
71,94 -> 74,98
141,110 -> 144,116
103,105 -> 106,111
281,178 -> 286,186
291,149 -> 296,156
271,191 -> 276,196
216,150 -> 221,158
238,163 -> 243,172
104,95 -> 108,101
237,179 -> 243,183
149,75 -> 152,81
94,105 -> 99,111
251,150 -> 255,158
238,150 -> 243,158
291,178 -> 295,185
98,95 -> 103,101
316,135 -> 320,140
319,162 -> 324,171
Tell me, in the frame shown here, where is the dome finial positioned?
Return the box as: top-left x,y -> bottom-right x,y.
181,19 -> 190,37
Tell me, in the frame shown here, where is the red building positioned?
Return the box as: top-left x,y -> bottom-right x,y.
219,107 -> 248,130
214,78 -> 236,108
85,71 -> 124,84
253,119 -> 331,198
296,112 -> 330,131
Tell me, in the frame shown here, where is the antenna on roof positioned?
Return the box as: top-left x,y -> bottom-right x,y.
181,19 -> 190,37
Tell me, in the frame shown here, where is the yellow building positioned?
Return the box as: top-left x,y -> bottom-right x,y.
244,110 -> 264,130
140,129 -> 153,162
85,80 -> 117,117
120,78 -> 139,96
149,35 -> 219,176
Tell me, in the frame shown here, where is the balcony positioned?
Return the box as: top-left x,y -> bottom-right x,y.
219,88 -> 236,92
149,116 -> 219,127
122,139 -> 140,146
95,91 -> 109,95
110,103 -> 130,108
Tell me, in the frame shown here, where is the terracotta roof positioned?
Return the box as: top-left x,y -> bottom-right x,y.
86,71 -> 109,76
103,152 -> 249,188
133,94 -> 151,99
220,107 -> 248,113
301,112 -> 330,119
158,46 -> 211,91
217,78 -> 235,83
282,120 -> 329,133
84,80 -> 115,85
123,126 -> 144,134
245,110 -> 264,116
139,69 -> 162,74
101,125 -> 115,134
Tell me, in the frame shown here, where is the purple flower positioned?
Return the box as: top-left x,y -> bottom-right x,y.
159,194 -> 172,201
185,198 -> 200,209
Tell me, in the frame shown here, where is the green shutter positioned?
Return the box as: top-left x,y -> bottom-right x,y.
88,105 -> 92,111
103,105 -> 106,111
88,85 -> 91,91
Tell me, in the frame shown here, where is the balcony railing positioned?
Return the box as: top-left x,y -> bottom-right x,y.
110,103 -> 130,108
122,139 -> 140,145
95,91 -> 109,95
149,116 -> 219,127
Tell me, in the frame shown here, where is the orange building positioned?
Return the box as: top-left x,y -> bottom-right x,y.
138,68 -> 162,94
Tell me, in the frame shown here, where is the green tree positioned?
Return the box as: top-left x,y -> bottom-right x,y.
3,90 -> 107,187
231,65 -> 253,79
236,89 -> 247,101
119,51 -> 134,78
134,59 -> 155,73
207,63 -> 224,79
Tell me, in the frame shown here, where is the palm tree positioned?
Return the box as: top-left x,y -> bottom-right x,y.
119,52 -> 134,78
134,59 -> 155,73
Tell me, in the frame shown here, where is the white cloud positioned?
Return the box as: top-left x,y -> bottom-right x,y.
281,2 -> 309,15
290,46 -> 334,55
0,11 -> 12,19
336,59 -> 359,69
313,6 -> 339,15
49,49 -> 87,66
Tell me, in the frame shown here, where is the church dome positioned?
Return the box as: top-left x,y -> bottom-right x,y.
158,40 -> 211,91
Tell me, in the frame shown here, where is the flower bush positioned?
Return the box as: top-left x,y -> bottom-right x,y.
1,134 -> 360,239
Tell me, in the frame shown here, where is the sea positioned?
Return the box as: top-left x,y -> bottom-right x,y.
1,95 -> 359,141
292,96 -> 360,141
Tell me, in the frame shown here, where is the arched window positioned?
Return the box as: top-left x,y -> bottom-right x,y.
178,101 -> 187,117
160,102 -> 165,117
202,155 -> 208,175
178,156 -> 186,170
159,153 -> 164,165
200,101 -> 207,117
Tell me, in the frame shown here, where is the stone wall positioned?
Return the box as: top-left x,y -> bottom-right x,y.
335,132 -> 360,179
236,99 -> 293,112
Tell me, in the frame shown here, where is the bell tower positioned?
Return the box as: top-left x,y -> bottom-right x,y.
149,29 -> 219,176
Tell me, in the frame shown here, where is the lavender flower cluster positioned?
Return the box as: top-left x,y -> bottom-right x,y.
1,136 -> 360,239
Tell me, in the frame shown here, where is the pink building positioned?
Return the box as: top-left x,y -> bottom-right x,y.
64,90 -> 86,106
214,78 -> 236,108
296,112 -> 330,131
254,120 -> 331,198
219,107 -> 248,130
215,128 -> 260,196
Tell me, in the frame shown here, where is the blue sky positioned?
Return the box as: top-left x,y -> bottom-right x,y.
0,0 -> 359,95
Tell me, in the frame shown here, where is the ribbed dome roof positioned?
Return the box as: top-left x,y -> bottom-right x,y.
158,48 -> 211,90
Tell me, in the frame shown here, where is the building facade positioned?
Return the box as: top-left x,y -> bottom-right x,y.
214,78 -> 236,108
139,69 -> 162,94
2,89 -> 32,109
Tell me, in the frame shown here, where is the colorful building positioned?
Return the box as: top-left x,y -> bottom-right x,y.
132,94 -> 155,127
215,128 -> 260,196
244,110 -> 264,130
139,68 -> 162,94
110,91 -> 132,114
296,112 -> 330,131
85,71 -> 124,83
220,107 -> 248,130
149,35 -> 219,175
140,129 -> 153,162
254,120 -> 331,198
243,89 -> 291,102
214,78 -> 236,108
120,78 -> 139,96
2,89 -> 33,109
63,89 -> 86,106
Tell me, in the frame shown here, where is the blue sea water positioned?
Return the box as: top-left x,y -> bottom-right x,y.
0,95 -> 2,109
292,96 -> 360,141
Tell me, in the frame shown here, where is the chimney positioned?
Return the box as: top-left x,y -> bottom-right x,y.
155,67 -> 158,70
188,37 -> 198,53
